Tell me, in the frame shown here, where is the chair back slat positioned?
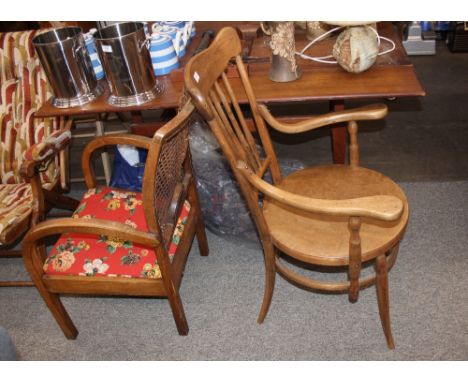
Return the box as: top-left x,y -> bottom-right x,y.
234,55 -> 282,185
213,79 -> 260,171
185,27 -> 286,239
208,88 -> 247,164
220,72 -> 262,169
185,27 -> 282,184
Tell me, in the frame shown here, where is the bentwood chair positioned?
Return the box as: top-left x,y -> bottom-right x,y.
0,29 -> 77,286
22,101 -> 209,338
184,27 -> 409,348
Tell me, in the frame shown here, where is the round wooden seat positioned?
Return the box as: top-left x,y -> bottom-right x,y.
263,165 -> 409,266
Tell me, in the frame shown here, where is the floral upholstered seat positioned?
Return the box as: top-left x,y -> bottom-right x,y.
44,187 -> 190,279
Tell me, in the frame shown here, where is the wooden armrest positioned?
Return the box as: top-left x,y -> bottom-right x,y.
236,161 -> 403,221
257,103 -> 388,134
23,218 -> 160,256
83,134 -> 152,154
82,134 -> 152,188
20,128 -> 72,179
154,101 -> 195,141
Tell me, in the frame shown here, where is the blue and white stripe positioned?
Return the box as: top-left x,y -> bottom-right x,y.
85,36 -> 104,80
190,23 -> 196,39
150,35 -> 179,76
161,21 -> 186,30
153,24 -> 187,58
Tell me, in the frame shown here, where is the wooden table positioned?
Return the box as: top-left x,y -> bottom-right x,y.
35,21 -> 425,164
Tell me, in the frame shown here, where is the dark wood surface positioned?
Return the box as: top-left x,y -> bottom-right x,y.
35,22 -> 425,119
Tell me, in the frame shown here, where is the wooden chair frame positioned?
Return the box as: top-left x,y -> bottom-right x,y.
184,27 -> 408,348
22,102 -> 209,337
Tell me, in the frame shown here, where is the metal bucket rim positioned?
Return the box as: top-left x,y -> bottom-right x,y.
93,22 -> 145,41
32,27 -> 83,46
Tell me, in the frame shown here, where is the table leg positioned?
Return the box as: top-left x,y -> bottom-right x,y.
95,117 -> 111,185
330,100 -> 347,164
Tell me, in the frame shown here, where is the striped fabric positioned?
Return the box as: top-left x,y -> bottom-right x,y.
84,35 -> 104,80
23,129 -> 71,162
0,29 -> 63,243
0,183 -> 32,239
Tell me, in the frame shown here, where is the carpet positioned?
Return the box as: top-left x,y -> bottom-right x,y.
0,181 -> 467,360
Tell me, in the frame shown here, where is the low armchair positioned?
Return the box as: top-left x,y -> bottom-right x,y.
22,100 -> 209,337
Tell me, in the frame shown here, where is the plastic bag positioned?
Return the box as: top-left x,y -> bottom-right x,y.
109,145 -> 148,192
189,116 -> 305,241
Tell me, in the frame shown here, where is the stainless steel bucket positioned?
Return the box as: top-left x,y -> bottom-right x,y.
33,27 -> 102,108
93,22 -> 160,107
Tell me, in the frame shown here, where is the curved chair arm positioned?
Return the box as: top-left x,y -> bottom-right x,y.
19,124 -> 75,229
236,161 -> 403,221
257,103 -> 388,134
23,217 -> 160,260
20,128 -> 72,180
82,134 -> 152,189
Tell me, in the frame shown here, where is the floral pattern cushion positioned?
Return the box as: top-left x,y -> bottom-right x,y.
43,187 -> 190,279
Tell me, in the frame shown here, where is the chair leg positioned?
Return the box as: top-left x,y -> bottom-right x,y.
257,243 -> 276,324
21,247 -> 78,339
36,285 -> 78,339
189,179 -> 209,257
375,253 -> 395,349
195,219 -> 209,257
166,289 -> 189,335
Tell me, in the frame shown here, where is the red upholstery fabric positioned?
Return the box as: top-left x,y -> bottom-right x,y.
43,187 -> 190,279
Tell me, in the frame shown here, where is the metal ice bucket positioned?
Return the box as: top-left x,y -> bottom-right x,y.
33,27 -> 102,108
93,22 -> 160,106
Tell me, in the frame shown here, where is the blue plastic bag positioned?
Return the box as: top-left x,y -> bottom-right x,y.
109,146 -> 148,192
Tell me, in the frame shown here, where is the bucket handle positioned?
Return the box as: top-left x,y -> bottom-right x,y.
139,36 -> 152,52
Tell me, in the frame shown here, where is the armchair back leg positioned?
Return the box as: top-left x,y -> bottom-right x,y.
257,242 -> 276,324
375,253 -> 395,349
